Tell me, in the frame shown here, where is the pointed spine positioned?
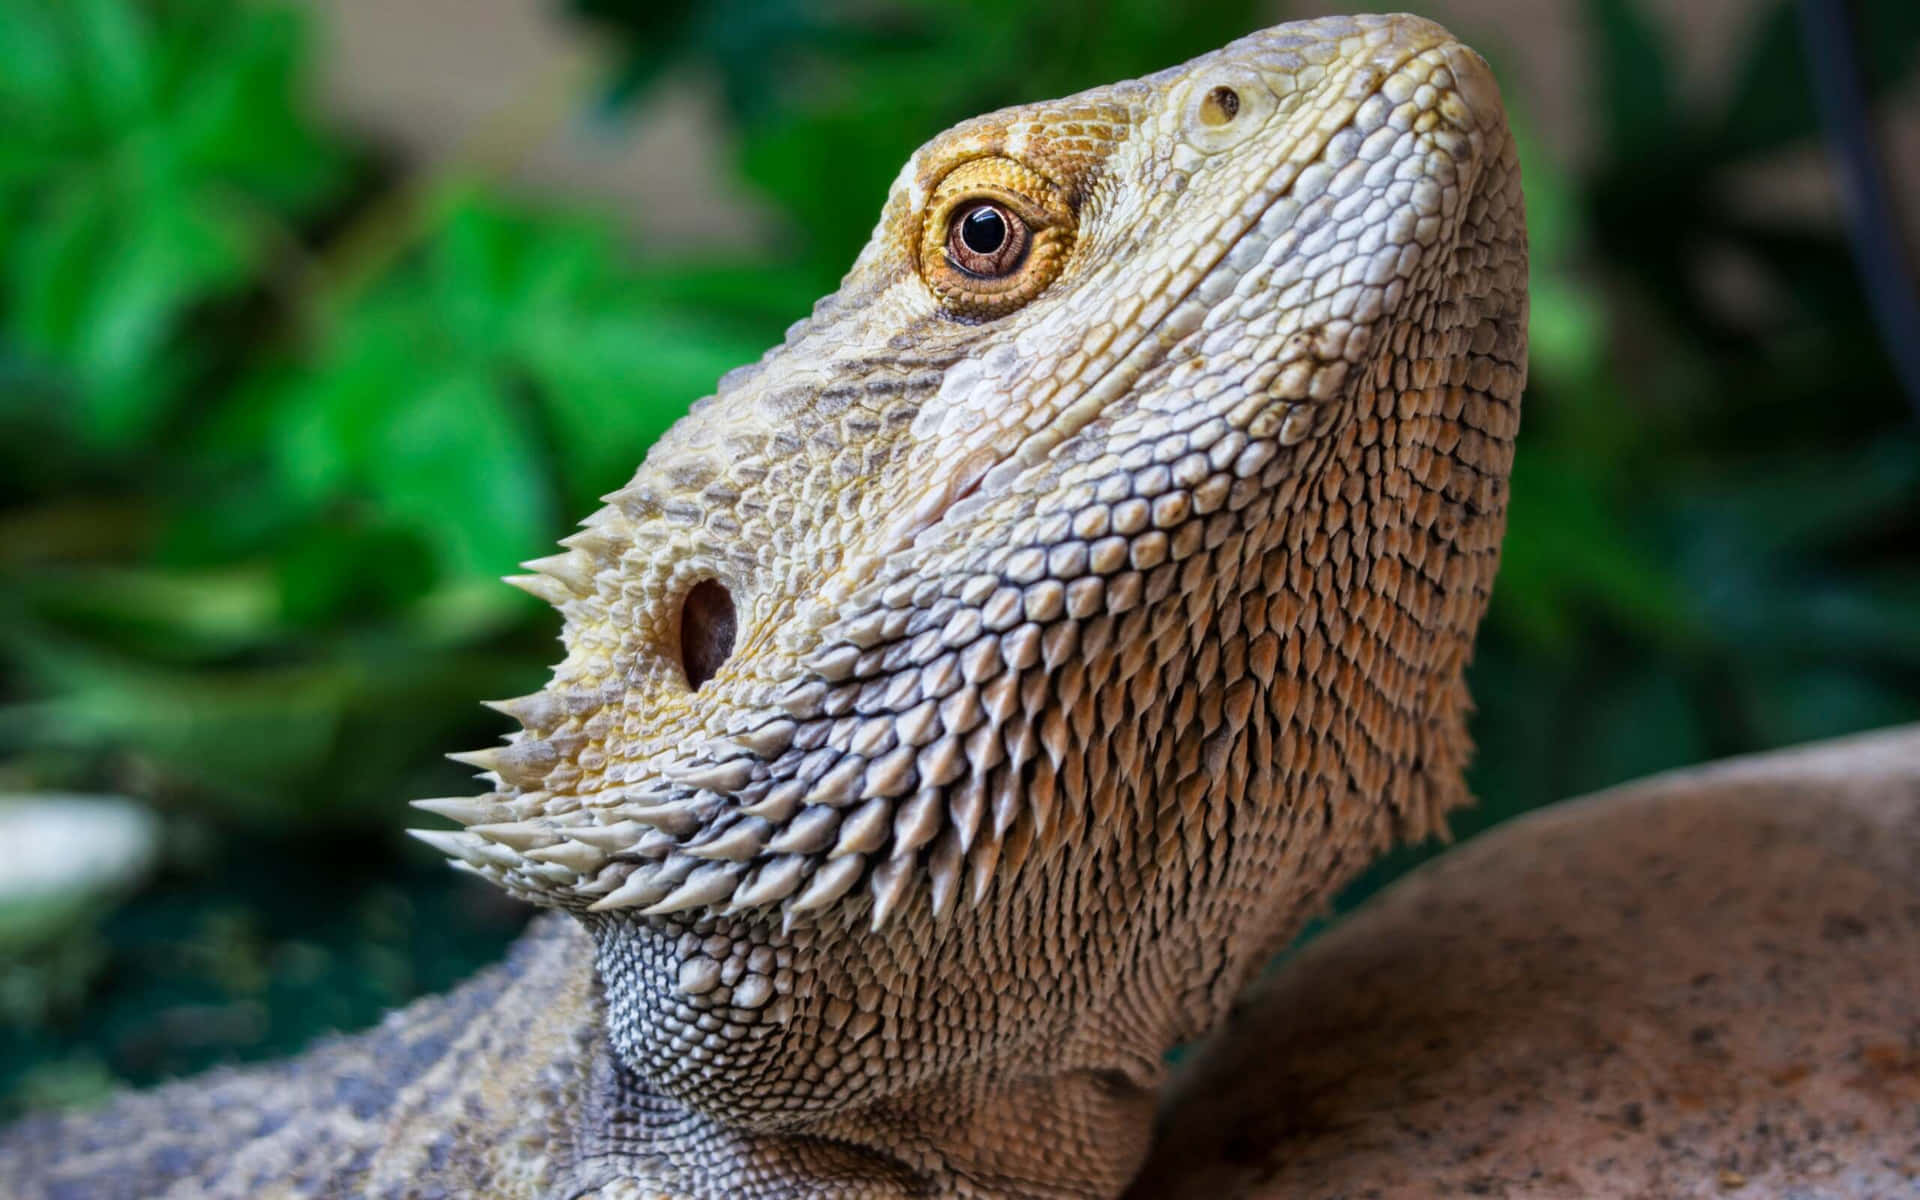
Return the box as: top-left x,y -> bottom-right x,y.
641,861 -> 746,916
409,796 -> 503,826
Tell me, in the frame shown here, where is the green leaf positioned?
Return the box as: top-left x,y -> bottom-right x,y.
170,5 -> 344,206
68,0 -> 156,129
0,0 -> 348,447
274,524 -> 438,628
263,323 -> 555,584
1490,448 -> 1688,653
524,299 -> 769,504
15,564 -> 281,660
373,368 -> 553,580
1512,122 -> 1608,390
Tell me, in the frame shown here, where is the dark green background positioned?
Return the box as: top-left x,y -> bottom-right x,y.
1,0 -> 1916,1116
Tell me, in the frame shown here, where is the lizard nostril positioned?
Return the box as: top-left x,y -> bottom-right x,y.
680,579 -> 736,691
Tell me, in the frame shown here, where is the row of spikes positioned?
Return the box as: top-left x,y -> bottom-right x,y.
409,782 -> 1045,932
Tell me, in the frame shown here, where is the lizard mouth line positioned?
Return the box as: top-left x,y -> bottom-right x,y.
894,39 -> 1440,554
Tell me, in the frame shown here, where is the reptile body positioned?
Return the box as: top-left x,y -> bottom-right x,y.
11,13 -> 1532,1197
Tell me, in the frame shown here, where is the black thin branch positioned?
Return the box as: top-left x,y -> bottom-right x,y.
1797,0 -> 1920,420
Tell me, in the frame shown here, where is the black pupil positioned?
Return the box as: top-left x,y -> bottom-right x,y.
961,207 -> 1007,255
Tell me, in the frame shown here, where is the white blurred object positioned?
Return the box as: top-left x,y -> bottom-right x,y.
0,795 -> 160,946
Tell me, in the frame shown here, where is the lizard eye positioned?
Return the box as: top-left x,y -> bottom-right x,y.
917,155 -> 1075,322
947,202 -> 1029,278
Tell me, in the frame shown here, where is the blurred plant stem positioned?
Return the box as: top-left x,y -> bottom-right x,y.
304,50 -> 607,339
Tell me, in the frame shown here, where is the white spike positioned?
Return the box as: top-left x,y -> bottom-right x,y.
787,854 -> 864,914
471,838 -> 524,870
481,692 -> 563,730
521,551 -> 597,596
586,863 -> 672,912
487,740 -> 562,789
641,862 -> 746,916
558,528 -> 620,561
892,788 -> 942,856
831,797 -> 892,858
666,758 -> 756,792
446,858 -> 502,884
471,820 -> 556,851
503,573 -> 575,606
728,855 -> 808,908
525,839 -> 606,874
572,862 -> 637,899
765,806 -> 840,855
685,818 -> 773,862
570,822 -> 650,851
735,719 -> 798,757
627,802 -> 704,837
409,796 -> 502,826
447,747 -> 505,775
868,856 -> 914,930
929,829 -> 963,920
407,828 -> 486,864
523,860 -> 580,886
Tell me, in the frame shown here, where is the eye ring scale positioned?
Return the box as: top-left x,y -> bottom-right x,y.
916,155 -> 1077,321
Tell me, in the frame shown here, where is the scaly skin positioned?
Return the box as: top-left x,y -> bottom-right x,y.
0,14 -> 1528,1198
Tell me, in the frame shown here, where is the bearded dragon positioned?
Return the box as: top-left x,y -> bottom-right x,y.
0,14 -> 1528,1197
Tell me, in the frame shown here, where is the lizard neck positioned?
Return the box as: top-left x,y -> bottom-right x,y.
579,908 -> 1164,1198
577,1046 -> 1158,1199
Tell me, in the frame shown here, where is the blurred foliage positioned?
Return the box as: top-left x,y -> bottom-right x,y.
0,0 -> 1917,1115
1462,0 -> 1920,840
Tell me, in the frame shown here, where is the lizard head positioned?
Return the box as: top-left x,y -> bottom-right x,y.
414,12 -> 1525,1188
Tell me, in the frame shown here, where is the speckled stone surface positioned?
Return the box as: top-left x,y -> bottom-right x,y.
1130,724 -> 1920,1199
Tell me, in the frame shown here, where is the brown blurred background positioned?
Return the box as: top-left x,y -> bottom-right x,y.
310,0 -> 1920,251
